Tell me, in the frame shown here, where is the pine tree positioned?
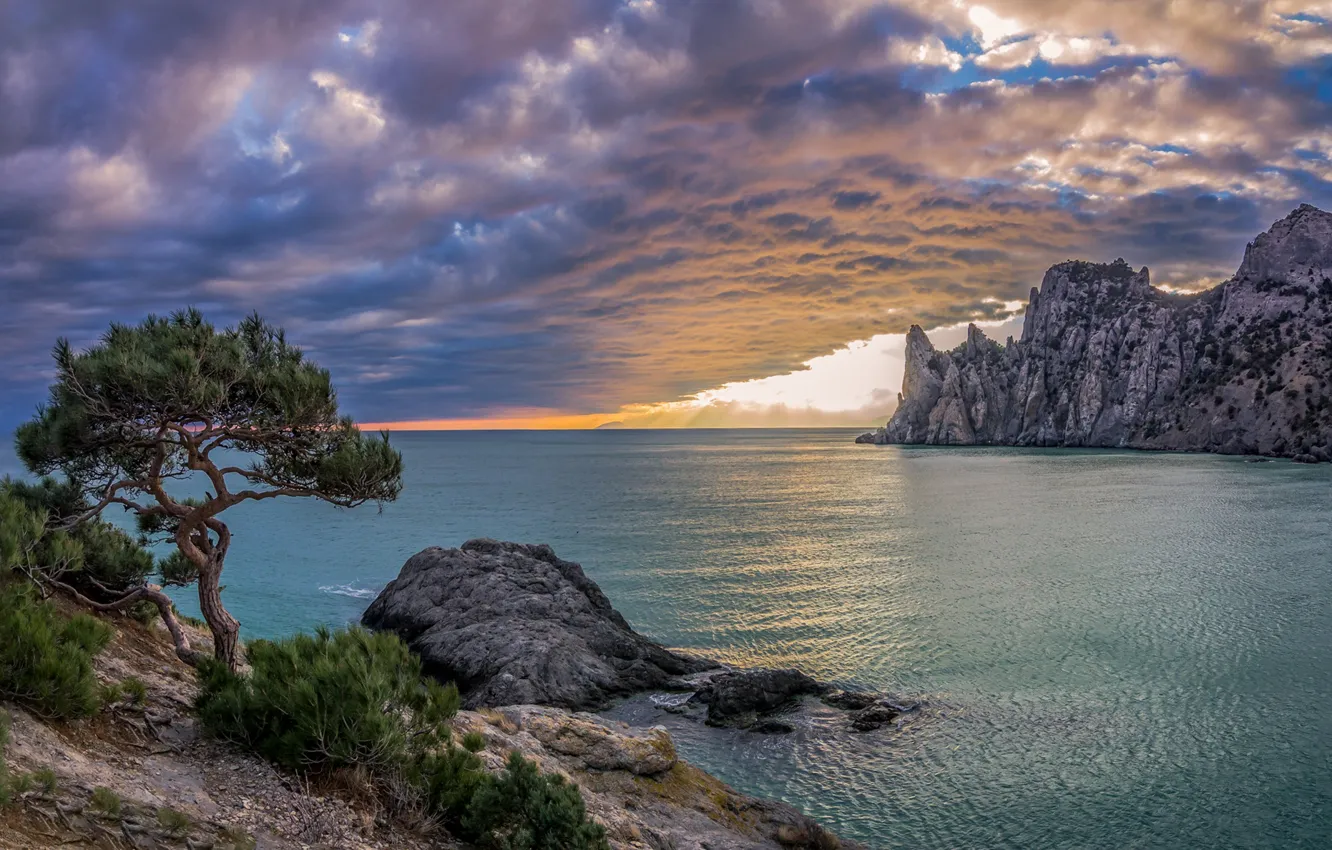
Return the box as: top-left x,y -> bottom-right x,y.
16,309 -> 403,669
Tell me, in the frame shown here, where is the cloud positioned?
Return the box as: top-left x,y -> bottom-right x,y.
0,0 -> 1329,431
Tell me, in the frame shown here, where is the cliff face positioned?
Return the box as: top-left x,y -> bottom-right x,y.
872,204 -> 1332,460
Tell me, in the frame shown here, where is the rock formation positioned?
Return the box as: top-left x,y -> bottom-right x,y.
688,668 -> 826,728
361,539 -> 717,711
453,707 -> 865,849
0,603 -> 862,850
364,540 -> 909,736
863,204 -> 1332,459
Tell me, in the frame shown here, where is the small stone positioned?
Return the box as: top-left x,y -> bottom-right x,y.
850,704 -> 901,732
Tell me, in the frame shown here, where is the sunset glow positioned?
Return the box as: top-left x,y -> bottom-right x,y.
1,2 -> 1328,432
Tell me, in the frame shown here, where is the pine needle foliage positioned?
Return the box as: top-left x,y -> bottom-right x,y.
195,626 -> 459,773
195,626 -> 606,845
463,751 -> 609,850
0,584 -> 111,719
14,309 -> 404,669
0,477 -> 154,594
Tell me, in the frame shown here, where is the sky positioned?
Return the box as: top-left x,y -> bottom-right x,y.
1,1 -> 1330,432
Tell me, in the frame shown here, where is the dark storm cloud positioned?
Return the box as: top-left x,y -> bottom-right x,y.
1,0 -> 1330,428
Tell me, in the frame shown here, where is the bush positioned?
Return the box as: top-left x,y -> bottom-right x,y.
197,626 -> 606,845
409,744 -> 491,823
0,584 -> 111,719
90,786 -> 122,818
195,626 -> 459,773
0,478 -> 154,595
462,730 -> 487,753
157,807 -> 192,835
463,751 -> 609,850
33,766 -> 58,795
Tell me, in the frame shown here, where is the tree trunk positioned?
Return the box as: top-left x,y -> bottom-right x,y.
197,559 -> 241,671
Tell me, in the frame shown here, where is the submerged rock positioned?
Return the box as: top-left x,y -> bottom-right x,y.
361,539 -> 717,710
820,689 -> 880,710
850,704 -> 902,732
689,668 -> 826,728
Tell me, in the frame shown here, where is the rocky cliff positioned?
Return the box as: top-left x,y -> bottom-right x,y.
2,598 -> 860,850
862,204 -> 1332,461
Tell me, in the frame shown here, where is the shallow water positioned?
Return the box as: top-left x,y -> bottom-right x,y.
4,429 -> 1330,848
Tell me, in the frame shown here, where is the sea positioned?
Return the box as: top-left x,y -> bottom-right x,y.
3,428 -> 1330,849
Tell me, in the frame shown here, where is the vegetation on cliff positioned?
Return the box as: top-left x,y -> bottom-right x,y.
196,625 -> 609,849
15,309 -> 405,670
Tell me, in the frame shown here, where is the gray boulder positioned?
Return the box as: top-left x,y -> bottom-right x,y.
689,668 -> 826,727
361,539 -> 716,710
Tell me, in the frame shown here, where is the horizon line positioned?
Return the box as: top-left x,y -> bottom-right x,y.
357,422 -> 879,432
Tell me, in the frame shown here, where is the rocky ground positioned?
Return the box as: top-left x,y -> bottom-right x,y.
863,204 -> 1332,460
2,597 -> 863,850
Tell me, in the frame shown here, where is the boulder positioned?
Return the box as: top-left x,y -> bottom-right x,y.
690,668 -> 826,727
820,689 -> 879,710
850,704 -> 901,732
361,539 -> 716,710
500,706 -> 677,775
1293,453 -> 1321,464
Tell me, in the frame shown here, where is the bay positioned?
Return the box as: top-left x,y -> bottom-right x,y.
3,429 -> 1329,849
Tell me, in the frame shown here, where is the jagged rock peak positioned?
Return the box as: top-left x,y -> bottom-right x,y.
1238,203 -> 1332,283
871,204 -> 1332,461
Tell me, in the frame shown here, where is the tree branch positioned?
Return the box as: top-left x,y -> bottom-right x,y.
41,577 -> 204,667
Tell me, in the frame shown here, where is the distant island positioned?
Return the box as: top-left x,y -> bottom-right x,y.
595,420 -> 628,429
859,204 -> 1332,463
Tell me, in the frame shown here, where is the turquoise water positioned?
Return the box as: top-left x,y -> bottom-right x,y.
4,429 -> 1331,848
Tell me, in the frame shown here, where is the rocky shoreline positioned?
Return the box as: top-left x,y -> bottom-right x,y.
362,539 -> 916,736
858,205 -> 1332,461
361,538 -> 924,847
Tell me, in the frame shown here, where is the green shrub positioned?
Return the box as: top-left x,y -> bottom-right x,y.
463,751 -> 609,850
98,682 -> 124,708
409,744 -> 490,823
462,730 -> 487,753
196,625 -> 605,846
128,600 -> 160,626
195,626 -> 459,773
0,478 -> 154,594
90,786 -> 122,818
33,766 -> 58,795
121,677 -> 148,707
8,772 -> 34,796
157,806 -> 192,835
0,584 -> 111,719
